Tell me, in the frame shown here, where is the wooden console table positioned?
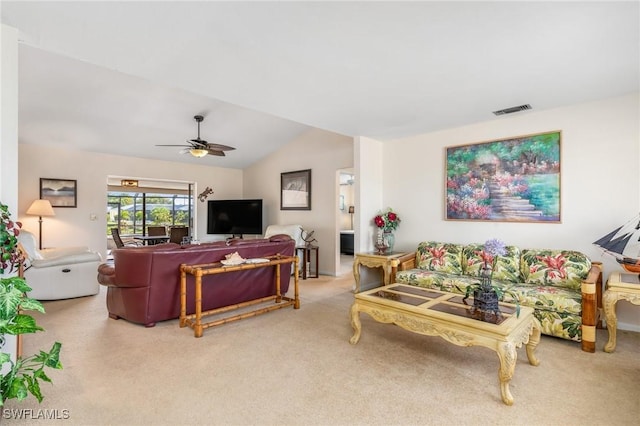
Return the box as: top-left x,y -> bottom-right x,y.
179,255 -> 299,338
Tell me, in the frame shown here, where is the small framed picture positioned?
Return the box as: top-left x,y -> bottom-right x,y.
40,178 -> 77,208
281,169 -> 311,210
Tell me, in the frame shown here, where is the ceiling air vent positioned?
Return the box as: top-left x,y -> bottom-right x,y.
492,104 -> 532,116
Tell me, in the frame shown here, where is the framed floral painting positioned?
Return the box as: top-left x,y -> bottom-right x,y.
445,131 -> 561,223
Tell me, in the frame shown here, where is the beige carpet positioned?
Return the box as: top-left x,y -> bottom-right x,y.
5,272 -> 639,425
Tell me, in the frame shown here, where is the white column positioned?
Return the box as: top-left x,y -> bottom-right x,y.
1,24 -> 19,209
0,24 -> 20,364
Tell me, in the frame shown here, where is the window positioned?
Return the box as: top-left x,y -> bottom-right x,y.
107,191 -> 193,236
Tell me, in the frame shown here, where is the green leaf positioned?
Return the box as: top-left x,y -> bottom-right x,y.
34,368 -> 52,384
35,342 -> 63,370
7,314 -> 44,335
25,375 -> 44,403
7,377 -> 28,401
0,280 -> 23,318
18,297 -> 45,314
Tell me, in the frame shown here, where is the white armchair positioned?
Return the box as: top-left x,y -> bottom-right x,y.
17,230 -> 102,300
264,224 -> 305,275
264,224 -> 305,247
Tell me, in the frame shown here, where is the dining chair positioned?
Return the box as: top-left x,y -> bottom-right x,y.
169,226 -> 189,244
111,228 -> 142,248
147,226 -> 167,237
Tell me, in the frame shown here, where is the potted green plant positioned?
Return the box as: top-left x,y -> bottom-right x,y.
0,201 -> 62,407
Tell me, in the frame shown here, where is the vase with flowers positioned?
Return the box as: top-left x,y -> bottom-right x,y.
373,208 -> 400,253
459,238 -> 520,323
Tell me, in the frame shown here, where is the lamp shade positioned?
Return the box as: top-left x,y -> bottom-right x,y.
190,148 -> 208,158
26,199 -> 55,217
348,206 -> 355,214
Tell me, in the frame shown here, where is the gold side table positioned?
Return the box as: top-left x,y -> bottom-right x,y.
603,272 -> 640,353
352,251 -> 408,293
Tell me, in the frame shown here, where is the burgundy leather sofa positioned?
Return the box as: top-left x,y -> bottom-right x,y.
97,235 -> 295,327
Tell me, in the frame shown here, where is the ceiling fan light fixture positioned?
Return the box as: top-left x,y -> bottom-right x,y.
190,148 -> 208,158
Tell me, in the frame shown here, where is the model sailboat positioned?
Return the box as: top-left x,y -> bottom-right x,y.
593,214 -> 640,273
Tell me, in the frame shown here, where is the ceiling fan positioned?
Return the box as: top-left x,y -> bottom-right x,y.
156,115 -> 236,158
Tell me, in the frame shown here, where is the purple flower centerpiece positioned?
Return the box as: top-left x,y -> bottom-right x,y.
481,238 -> 507,288
461,238 -> 519,323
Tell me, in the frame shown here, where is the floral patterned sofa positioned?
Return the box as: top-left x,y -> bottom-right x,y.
395,241 -> 602,352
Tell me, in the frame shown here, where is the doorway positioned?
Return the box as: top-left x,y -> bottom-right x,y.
338,168 -> 355,275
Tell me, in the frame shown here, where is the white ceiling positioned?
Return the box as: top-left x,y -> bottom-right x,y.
2,1 -> 639,169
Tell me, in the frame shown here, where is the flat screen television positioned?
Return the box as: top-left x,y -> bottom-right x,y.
207,199 -> 263,237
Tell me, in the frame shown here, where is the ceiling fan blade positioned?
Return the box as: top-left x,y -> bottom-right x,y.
206,143 -> 236,151
157,115 -> 234,158
189,138 -> 208,146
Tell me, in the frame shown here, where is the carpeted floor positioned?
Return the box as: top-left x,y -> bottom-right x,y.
5,272 -> 639,425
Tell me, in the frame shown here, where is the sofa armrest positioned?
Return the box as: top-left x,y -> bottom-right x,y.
580,261 -> 602,353
32,251 -> 102,268
40,246 -> 92,259
97,261 -> 116,287
397,252 -> 417,271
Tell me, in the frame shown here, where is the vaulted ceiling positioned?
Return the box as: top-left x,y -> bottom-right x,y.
2,1 -> 638,168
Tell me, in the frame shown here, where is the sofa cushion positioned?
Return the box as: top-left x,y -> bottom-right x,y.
463,243 -> 521,283
396,269 -> 482,294
416,241 -> 463,274
507,283 -> 582,316
520,249 -> 591,290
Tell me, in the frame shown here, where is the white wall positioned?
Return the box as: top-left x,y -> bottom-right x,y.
1,24 -> 19,209
18,144 -> 243,258
243,128 -> 354,276
354,136 -> 384,254
1,24 -> 20,362
368,93 -> 639,330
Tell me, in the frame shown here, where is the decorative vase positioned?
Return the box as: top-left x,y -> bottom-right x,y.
383,231 -> 395,253
375,229 -> 389,255
468,263 -> 502,323
472,288 -> 501,319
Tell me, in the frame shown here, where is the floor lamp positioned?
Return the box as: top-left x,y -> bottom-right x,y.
26,199 -> 55,250
348,205 -> 355,230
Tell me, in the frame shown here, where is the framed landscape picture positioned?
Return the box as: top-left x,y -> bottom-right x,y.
281,169 -> 311,210
445,131 -> 561,223
40,178 -> 77,208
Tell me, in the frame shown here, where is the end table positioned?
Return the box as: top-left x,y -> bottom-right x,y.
352,251 -> 408,293
603,272 -> 640,353
296,245 -> 319,279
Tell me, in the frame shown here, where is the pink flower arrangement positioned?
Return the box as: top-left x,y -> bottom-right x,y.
373,208 -> 401,232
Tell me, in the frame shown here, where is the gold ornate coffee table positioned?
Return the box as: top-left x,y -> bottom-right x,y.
350,284 -> 541,405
